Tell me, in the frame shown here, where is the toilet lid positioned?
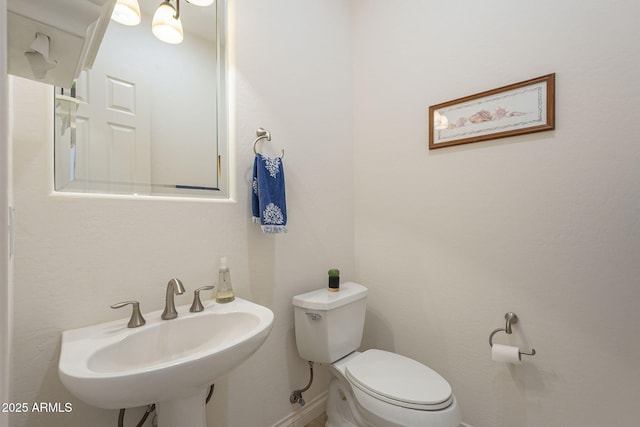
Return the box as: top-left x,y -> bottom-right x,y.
345,349 -> 453,410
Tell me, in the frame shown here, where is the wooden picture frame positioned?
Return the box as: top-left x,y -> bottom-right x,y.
429,73 -> 555,149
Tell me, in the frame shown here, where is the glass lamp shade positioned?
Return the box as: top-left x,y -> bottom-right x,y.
111,0 -> 142,26
187,0 -> 215,6
152,2 -> 184,44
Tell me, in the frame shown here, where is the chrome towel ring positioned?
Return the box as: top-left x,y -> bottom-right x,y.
253,127 -> 284,158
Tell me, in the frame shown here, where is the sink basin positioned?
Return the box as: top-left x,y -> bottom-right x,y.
59,298 -> 273,426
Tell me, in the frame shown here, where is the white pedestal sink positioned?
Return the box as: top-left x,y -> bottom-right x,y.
59,298 -> 274,427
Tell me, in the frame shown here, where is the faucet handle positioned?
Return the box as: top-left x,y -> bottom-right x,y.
111,301 -> 146,328
190,286 -> 215,313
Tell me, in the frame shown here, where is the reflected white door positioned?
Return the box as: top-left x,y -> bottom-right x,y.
74,59 -> 151,193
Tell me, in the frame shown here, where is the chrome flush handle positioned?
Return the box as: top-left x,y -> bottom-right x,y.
305,312 -> 322,321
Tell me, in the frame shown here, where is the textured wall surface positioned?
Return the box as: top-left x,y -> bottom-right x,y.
9,1 -> 353,426
352,1 -> 640,426
8,1 -> 640,426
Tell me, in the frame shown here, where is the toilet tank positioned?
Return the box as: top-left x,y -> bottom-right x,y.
293,282 -> 368,364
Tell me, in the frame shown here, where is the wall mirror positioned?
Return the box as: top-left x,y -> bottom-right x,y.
54,0 -> 228,198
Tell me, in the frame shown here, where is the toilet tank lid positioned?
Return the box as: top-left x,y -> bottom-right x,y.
292,282 -> 368,310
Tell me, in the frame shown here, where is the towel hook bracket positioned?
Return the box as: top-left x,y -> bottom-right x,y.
253,127 -> 284,158
256,127 -> 271,141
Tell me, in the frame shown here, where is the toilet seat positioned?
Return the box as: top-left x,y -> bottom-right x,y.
345,349 -> 453,410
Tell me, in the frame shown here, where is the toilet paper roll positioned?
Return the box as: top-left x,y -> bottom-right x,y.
491,344 -> 522,364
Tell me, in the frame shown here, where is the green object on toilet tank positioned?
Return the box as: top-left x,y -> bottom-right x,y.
328,268 -> 340,291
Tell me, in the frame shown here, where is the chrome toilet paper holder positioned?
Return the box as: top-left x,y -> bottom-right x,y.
489,312 -> 536,357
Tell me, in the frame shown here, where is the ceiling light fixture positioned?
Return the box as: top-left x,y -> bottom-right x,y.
111,0 -> 215,44
111,0 -> 142,26
152,0 -> 184,44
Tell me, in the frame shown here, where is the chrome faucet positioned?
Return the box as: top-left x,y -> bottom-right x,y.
161,278 -> 185,320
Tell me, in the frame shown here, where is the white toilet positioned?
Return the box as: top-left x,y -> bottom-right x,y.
293,282 -> 461,427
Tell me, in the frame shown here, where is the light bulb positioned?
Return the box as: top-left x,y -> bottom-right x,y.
111,0 -> 141,26
152,1 -> 184,44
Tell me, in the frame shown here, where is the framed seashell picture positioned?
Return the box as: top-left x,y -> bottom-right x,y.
429,73 -> 555,149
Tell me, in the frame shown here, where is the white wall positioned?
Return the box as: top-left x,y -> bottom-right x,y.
1,1 -> 13,426
352,1 -> 640,427
9,1 -> 353,426
11,1 -> 640,426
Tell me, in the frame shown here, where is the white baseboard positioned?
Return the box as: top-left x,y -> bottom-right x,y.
270,391 -> 328,427
461,423 -> 474,427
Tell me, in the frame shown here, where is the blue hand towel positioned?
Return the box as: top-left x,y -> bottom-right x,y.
252,154 -> 287,234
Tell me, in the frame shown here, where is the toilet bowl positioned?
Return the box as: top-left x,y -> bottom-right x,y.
293,282 -> 461,427
326,351 -> 461,427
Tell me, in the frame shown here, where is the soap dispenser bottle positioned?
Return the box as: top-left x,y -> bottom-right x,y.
215,257 -> 235,303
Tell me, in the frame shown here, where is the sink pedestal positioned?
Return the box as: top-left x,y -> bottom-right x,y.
156,388 -> 208,427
